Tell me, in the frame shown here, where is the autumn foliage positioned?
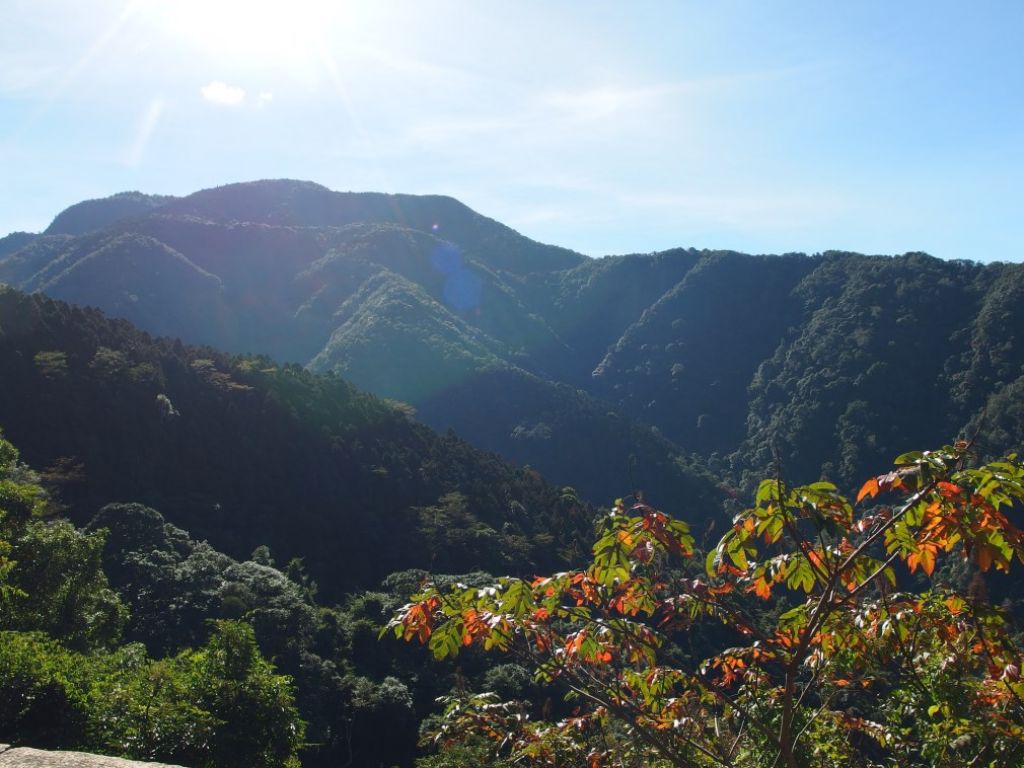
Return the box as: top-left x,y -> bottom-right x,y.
388,444 -> 1024,767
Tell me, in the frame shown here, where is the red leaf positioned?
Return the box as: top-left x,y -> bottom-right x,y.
937,481 -> 962,499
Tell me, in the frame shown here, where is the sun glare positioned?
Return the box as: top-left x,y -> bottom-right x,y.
146,0 -> 343,64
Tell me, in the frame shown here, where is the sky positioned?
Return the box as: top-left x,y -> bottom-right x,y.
1,1 -> 1022,261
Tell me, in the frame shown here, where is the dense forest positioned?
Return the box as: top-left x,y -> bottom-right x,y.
0,287 -> 612,595
0,287 -> 612,767
2,182 -> 1024,766
1,427 -> 519,768
3,181 -> 1023,502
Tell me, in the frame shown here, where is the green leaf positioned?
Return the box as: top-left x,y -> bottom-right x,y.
705,548 -> 720,577
894,451 -> 924,466
785,558 -> 815,593
807,481 -> 838,493
755,480 -> 778,506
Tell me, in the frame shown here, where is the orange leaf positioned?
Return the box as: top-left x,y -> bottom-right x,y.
807,549 -> 825,571
919,545 -> 936,577
566,632 -> 585,656
976,544 -> 994,572
750,575 -> 773,600
857,477 -> 880,503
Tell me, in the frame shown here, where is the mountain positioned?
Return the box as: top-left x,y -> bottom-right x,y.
582,250 -> 1024,486
0,287 -> 600,600
3,180 -> 1023,501
0,180 -> 723,512
45,191 -> 178,236
0,231 -> 39,260
4,181 -> 1024,768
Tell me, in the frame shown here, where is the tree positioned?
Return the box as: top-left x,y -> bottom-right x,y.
0,433 -> 304,767
5,518 -> 126,649
0,433 -> 42,604
0,432 -> 126,649
0,622 -> 305,767
186,621 -> 306,768
389,443 -> 1024,767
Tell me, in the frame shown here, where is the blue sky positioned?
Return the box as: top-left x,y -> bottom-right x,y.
2,1 -> 1022,261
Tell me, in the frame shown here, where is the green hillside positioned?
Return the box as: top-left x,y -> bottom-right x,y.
0,287 -> 597,597
0,181 -> 718,509
4,180 -> 1023,499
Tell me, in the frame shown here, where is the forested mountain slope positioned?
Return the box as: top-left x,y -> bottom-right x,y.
3,180 -> 1023,499
0,422 -> 505,768
0,287 -> 609,599
0,181 -> 721,508
588,251 -> 1024,485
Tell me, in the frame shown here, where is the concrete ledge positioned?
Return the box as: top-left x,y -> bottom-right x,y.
0,747 -> 185,768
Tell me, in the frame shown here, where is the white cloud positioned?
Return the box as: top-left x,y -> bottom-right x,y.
256,91 -> 273,107
200,80 -> 246,106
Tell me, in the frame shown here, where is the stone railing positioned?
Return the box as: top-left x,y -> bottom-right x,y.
0,746 -> 185,768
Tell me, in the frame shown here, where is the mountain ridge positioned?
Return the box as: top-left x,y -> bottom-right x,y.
4,179 -> 1022,502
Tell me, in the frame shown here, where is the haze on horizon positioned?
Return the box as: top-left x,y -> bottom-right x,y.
1,0 -> 1022,262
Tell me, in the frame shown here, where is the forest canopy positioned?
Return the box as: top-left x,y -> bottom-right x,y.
0,430 -> 305,767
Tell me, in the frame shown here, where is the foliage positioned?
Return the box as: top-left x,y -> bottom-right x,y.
414,737 -> 515,768
0,623 -> 304,767
0,433 -> 304,767
4,519 -> 126,649
8,181 -> 1024,766
0,287 -> 594,600
18,182 -> 1024,512
391,444 -> 1024,767
188,620 -> 306,768
0,433 -> 125,649
89,502 -> 464,768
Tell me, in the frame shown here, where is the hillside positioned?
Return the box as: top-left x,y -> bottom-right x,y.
0,287 -> 604,599
0,181 -> 721,509
3,183 -> 1024,768
3,180 -> 1023,499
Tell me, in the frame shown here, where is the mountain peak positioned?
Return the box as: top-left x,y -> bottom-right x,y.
155,180 -> 584,273
45,191 -> 178,236
24,180 -> 585,277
